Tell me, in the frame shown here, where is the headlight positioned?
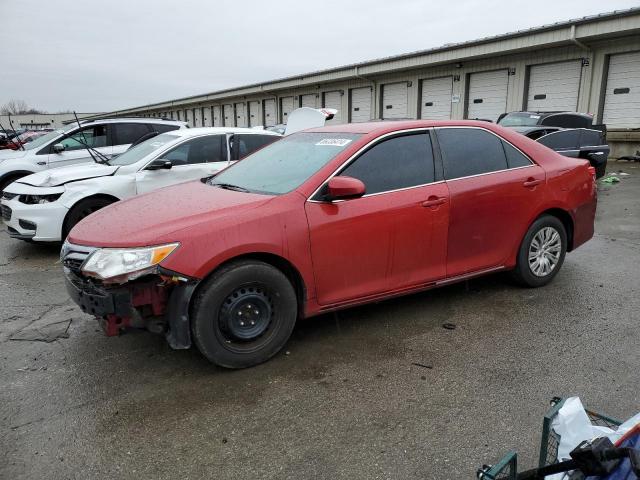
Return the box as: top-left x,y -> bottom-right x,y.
19,193 -> 63,204
81,243 -> 179,283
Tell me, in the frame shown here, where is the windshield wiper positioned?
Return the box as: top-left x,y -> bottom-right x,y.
211,182 -> 250,193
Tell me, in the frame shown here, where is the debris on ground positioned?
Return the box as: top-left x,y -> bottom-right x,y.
601,176 -> 620,184
618,150 -> 640,162
9,304 -> 75,342
442,323 -> 457,330
412,362 -> 433,369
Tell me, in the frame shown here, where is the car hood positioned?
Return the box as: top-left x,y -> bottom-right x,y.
17,163 -> 119,187
0,149 -> 29,161
68,180 -> 275,248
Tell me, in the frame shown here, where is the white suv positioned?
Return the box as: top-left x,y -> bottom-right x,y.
0,117 -> 187,192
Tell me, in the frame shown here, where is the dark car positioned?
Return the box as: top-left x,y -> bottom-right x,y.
498,111 -> 595,129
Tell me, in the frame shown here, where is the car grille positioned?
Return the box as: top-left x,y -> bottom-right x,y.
1,191 -> 17,201
61,242 -> 97,275
1,204 -> 11,221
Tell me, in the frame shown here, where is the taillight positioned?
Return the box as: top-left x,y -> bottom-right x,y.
587,166 -> 596,180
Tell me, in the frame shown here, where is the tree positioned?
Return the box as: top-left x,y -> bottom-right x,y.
0,99 -> 44,115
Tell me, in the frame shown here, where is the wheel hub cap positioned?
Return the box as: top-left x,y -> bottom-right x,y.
220,287 -> 272,341
528,226 -> 561,277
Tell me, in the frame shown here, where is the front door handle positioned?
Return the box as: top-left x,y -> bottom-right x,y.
523,178 -> 543,188
422,196 -> 446,208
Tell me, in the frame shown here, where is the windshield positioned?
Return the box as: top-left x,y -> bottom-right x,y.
110,133 -> 180,166
498,112 -> 542,127
208,132 -> 361,195
22,124 -> 76,150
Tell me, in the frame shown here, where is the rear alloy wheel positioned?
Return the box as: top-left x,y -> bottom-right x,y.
191,260 -> 297,368
63,197 -> 114,239
512,215 -> 567,287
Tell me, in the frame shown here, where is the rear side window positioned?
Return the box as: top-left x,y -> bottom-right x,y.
437,128 -> 508,180
113,123 -> 150,145
160,135 -> 224,165
232,134 -> 280,160
502,141 -> 532,168
149,123 -> 181,134
538,130 -> 580,150
579,129 -> 604,147
340,133 -> 434,195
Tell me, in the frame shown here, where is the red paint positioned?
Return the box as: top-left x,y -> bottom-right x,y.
69,120 -> 597,318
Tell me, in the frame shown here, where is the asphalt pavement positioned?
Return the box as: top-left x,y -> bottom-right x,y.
1,162 -> 639,479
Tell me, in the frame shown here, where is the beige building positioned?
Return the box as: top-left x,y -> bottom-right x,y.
86,8 -> 640,156
0,113 -> 103,131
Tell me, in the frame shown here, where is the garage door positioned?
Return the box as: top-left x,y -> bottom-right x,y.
467,70 -> 509,122
602,51 -> 640,128
280,96 -> 295,123
526,60 -> 582,112
211,105 -> 221,126
263,99 -> 277,126
382,82 -> 408,119
248,101 -> 261,127
235,102 -> 247,127
323,91 -> 343,124
223,104 -> 234,126
300,94 -> 316,108
350,87 -> 372,122
420,77 -> 453,120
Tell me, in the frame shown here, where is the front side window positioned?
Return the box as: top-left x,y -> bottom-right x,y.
160,135 -> 224,166
59,125 -> 110,152
231,134 -> 280,160
437,128 -> 508,180
113,123 -> 150,145
110,133 -> 179,166
340,133 -> 435,195
209,132 -> 362,195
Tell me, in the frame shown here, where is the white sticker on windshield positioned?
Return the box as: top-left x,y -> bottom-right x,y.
529,115 -> 541,119
315,139 -> 352,147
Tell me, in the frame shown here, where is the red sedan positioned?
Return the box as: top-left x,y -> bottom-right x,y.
63,120 -> 597,368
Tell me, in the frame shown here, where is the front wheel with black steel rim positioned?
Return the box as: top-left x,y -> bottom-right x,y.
512,215 -> 567,287
191,260 -> 298,368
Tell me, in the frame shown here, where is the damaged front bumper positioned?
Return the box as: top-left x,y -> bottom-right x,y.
63,266 -> 198,349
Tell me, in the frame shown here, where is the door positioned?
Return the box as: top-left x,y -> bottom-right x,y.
322,91 -> 342,124
135,135 -> 227,194
435,127 -> 545,277
526,60 -> 582,112
223,104 -> 234,126
420,77 -> 453,120
602,51 -> 640,128
350,87 -> 372,122
382,82 -> 408,119
280,96 -> 294,123
467,70 -> 509,122
305,132 -> 449,305
212,105 -> 222,126
300,94 -> 316,108
46,124 -> 113,168
235,102 -> 247,127
248,101 -> 261,127
263,99 -> 277,126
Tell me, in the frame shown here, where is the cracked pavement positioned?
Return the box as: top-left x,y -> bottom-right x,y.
1,162 -> 639,479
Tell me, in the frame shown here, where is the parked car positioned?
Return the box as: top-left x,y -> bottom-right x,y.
1,108 -> 334,242
62,120 -> 596,368
498,112 -> 609,178
0,129 -> 27,150
0,117 -> 187,192
1,128 -> 280,241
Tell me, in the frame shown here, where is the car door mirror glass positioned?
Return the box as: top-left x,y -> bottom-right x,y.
146,159 -> 172,170
326,176 -> 365,201
52,143 -> 65,153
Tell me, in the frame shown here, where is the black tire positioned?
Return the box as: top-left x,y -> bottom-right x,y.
62,197 -> 114,239
191,260 -> 297,369
595,162 -> 607,179
512,215 -> 567,288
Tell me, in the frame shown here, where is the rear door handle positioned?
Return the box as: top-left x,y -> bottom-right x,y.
422,196 -> 446,208
523,178 -> 543,188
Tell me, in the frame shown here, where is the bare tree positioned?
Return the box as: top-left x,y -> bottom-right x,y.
0,99 -> 44,115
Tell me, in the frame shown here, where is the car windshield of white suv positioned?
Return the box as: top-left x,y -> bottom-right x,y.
498,112 -> 542,127
22,125 -> 75,150
208,132 -> 362,195
109,133 -> 180,166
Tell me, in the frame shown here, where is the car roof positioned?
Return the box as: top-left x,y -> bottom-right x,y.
83,118 -> 186,126
168,127 -> 282,137
307,119 -> 502,134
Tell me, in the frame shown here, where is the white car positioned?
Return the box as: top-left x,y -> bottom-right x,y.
0,117 -> 187,192
0,127 -> 281,242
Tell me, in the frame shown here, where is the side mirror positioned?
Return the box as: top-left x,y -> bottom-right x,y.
52,143 -> 65,153
146,159 -> 173,170
325,176 -> 365,201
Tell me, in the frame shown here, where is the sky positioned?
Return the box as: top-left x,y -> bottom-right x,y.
1,0 -> 639,113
